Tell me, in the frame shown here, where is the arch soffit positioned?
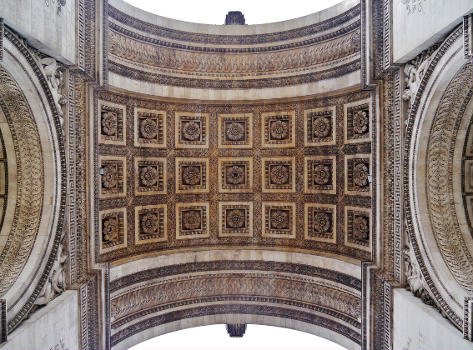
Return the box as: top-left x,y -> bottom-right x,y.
109,250 -> 362,349
112,314 -> 360,350
105,0 -> 362,100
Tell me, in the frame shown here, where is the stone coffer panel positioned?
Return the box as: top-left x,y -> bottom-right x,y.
94,89 -> 374,264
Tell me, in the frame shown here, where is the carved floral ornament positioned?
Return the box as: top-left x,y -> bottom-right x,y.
313,212 -> 331,233
402,46 -> 438,106
35,232 -> 68,306
101,112 -> 118,136
28,52 -> 68,137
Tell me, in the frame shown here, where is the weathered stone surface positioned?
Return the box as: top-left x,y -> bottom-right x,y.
0,0 -> 471,349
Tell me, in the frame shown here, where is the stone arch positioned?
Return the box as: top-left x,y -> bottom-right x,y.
113,314 -> 357,350
0,28 -> 66,332
405,25 -> 473,329
109,250 -> 361,350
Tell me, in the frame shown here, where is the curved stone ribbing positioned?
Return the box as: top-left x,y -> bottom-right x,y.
107,3 -> 360,89
426,62 -> 473,293
0,67 -> 44,296
109,260 -> 362,347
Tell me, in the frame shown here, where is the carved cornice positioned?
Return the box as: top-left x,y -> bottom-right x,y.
108,60 -> 361,90
111,278 -> 361,328
465,14 -> 473,60
76,0 -> 97,79
108,19 -> 361,54
0,299 -> 5,343
0,19 -> 3,63
110,260 -> 362,348
79,274 -> 101,350
465,297 -> 473,341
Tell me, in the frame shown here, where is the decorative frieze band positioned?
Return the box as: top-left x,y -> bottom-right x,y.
0,299 -> 6,344
465,14 -> 473,59
0,18 -> 3,63
465,297 -> 473,341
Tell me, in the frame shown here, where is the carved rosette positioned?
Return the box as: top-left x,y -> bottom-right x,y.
218,114 -> 253,149
219,202 -> 253,237
176,158 -> 209,193
262,202 -> 296,238
135,157 -> 166,195
262,157 -> 295,192
135,204 -> 167,244
176,203 -> 209,240
345,207 -> 371,251
262,112 -> 295,148
304,107 -> 336,146
305,204 -> 336,242
218,158 -> 253,193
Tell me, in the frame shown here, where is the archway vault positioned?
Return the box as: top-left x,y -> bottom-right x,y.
3,0 -> 473,349
88,1 -> 375,349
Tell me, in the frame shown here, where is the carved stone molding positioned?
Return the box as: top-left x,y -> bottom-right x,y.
465,14 -> 473,59
0,67 -> 44,297
107,4 -> 361,89
2,28 -> 67,334
425,62 -> 473,293
404,25 -> 468,330
465,297 -> 473,341
76,0 -> 97,78
0,299 -> 5,343
109,260 -> 361,348
79,275 -> 100,350
0,19 -> 3,63
66,73 -> 88,284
